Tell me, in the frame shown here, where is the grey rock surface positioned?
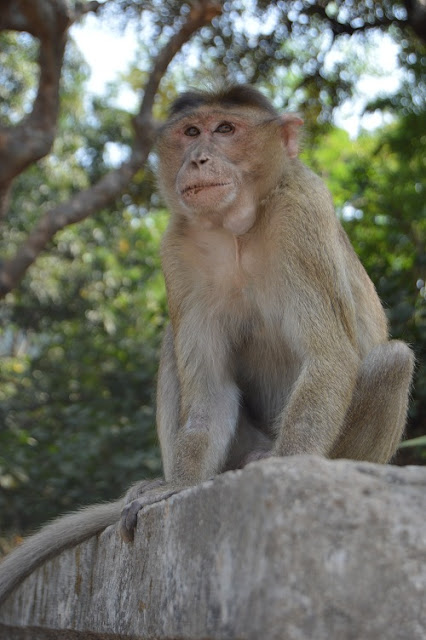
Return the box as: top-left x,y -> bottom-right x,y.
0,456 -> 425,640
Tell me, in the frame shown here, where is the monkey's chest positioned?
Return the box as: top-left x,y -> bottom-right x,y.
199,263 -> 265,324
185,226 -> 282,327
199,267 -> 288,356
195,242 -> 267,301
188,225 -> 267,278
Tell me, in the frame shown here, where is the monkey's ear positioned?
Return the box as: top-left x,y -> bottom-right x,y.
280,114 -> 304,159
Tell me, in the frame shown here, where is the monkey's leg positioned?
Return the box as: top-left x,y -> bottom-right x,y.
330,340 -> 414,463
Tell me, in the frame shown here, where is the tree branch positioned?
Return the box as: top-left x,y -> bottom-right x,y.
0,0 -> 70,39
0,36 -> 66,187
0,1 -> 123,217
0,0 -> 70,216
0,0 -> 222,299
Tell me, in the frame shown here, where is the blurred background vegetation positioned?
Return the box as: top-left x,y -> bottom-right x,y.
0,0 -> 425,534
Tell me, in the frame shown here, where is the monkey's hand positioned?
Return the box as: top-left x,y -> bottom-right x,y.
120,479 -> 182,543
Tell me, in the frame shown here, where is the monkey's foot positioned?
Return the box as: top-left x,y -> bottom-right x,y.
120,483 -> 180,543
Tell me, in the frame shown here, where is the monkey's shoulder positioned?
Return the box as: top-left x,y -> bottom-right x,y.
261,163 -> 338,249
283,161 -> 335,215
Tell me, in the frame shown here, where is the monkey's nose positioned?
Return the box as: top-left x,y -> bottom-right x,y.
191,152 -> 210,168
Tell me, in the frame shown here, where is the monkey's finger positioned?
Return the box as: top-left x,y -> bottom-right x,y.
120,488 -> 180,543
120,492 -> 162,542
120,498 -> 144,543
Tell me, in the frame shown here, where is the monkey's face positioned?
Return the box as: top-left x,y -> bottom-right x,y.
157,106 -> 286,235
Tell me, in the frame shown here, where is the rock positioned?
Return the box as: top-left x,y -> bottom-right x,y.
0,456 -> 425,640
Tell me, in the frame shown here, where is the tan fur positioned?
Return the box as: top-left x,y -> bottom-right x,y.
0,85 -> 414,606
155,90 -> 413,488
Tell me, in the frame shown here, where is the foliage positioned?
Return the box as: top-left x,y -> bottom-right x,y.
0,36 -> 166,531
0,32 -> 38,122
399,435 -> 426,449
0,210 -> 167,531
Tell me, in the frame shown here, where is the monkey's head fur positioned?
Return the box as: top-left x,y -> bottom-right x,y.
156,84 -> 303,235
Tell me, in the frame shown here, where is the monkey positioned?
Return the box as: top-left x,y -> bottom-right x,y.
0,84 -> 414,607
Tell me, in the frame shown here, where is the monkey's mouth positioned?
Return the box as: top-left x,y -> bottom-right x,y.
181,182 -> 232,196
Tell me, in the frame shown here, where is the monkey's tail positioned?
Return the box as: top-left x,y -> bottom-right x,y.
0,499 -> 122,606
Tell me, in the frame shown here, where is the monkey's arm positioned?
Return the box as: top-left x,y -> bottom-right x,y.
0,499 -> 122,606
273,269 -> 360,458
119,311 -> 241,541
170,310 -> 240,484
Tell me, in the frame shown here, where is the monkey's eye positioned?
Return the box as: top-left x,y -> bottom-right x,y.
184,126 -> 200,137
215,122 -> 235,134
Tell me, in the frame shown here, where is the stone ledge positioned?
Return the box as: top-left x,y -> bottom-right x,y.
0,456 -> 425,640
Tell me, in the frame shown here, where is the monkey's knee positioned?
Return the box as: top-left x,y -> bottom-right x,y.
361,340 -> 414,392
353,340 -> 414,429
385,340 -> 415,382
331,341 -> 414,464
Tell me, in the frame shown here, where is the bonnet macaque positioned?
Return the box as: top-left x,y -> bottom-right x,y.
0,84 -> 414,605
